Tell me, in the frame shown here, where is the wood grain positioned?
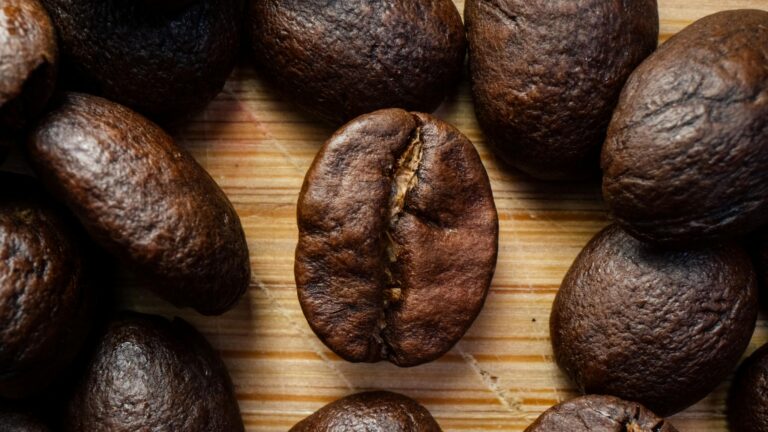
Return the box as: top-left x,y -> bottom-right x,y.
5,1 -> 768,431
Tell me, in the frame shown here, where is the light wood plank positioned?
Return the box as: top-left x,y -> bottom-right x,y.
6,1 -> 767,430
120,2 -> 768,430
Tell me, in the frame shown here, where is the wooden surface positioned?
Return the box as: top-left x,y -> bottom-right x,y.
6,1 -> 768,430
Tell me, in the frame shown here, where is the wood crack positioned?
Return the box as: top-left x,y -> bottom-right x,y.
225,89 -> 307,175
254,278 -> 356,391
456,344 -> 524,417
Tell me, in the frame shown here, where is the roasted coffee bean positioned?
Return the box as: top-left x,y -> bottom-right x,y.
65,312 -> 244,432
0,0 -> 57,130
728,343 -> 768,432
551,224 -> 758,416
603,10 -> 768,246
465,0 -> 658,180
40,0 -> 243,123
27,93 -> 250,316
526,395 -> 677,432
296,109 -> 498,367
250,0 -> 466,125
290,391 -> 441,432
0,173 -> 93,399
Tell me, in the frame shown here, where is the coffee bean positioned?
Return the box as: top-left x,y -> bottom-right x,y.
0,173 -> 94,399
290,391 -> 441,432
296,109 -> 498,367
40,0 -> 243,124
525,395 -> 677,432
27,93 -> 250,316
250,0 -> 466,125
465,0 -> 658,180
728,343 -> 768,432
65,312 -> 244,432
551,224 -> 758,416
0,0 -> 57,130
603,10 -> 768,246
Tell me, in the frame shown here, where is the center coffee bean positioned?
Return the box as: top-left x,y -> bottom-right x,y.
295,109 -> 498,367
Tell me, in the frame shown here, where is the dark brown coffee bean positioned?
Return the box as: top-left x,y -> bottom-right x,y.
65,312 -> 244,432
728,343 -> 768,432
0,0 -> 57,130
0,173 -> 93,399
603,10 -> 768,246
290,391 -> 441,432
250,0 -> 466,125
551,224 -> 758,416
525,395 -> 677,432
296,109 -> 498,367
27,93 -> 250,316
465,0 -> 658,180
39,0 -> 243,123
0,410 -> 50,432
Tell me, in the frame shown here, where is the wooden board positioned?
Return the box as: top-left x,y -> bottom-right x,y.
6,1 -> 768,430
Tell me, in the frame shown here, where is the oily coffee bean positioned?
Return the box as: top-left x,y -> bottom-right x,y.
65,312 -> 244,432
250,0 -> 466,125
27,93 -> 250,316
0,0 -> 57,130
289,391 -> 441,432
551,224 -> 758,416
296,109 -> 498,367
0,173 -> 93,399
525,395 -> 677,432
728,343 -> 768,432
40,0 -> 243,123
465,0 -> 658,180
603,10 -> 768,246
